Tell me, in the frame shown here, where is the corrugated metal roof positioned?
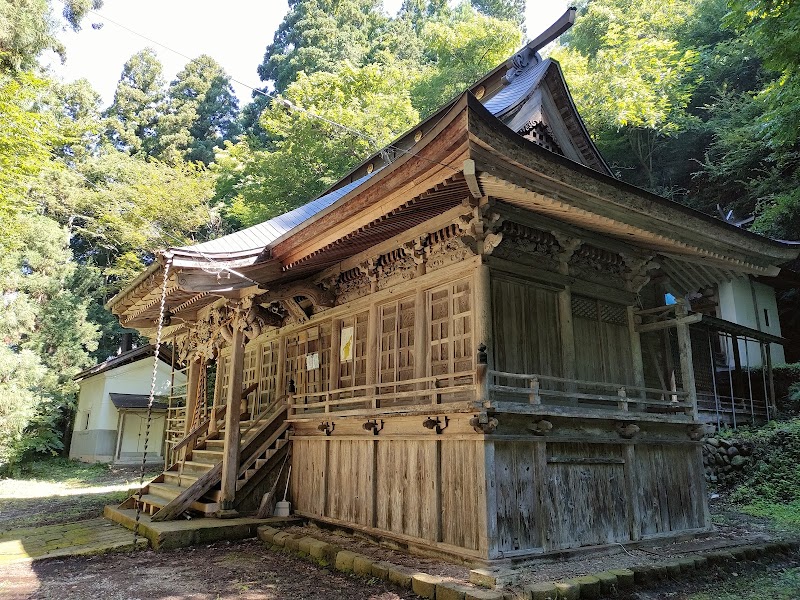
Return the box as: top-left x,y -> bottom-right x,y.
483,58 -> 551,117
175,170 -> 380,255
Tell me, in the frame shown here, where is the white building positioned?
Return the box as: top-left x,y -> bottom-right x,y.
69,345 -> 184,464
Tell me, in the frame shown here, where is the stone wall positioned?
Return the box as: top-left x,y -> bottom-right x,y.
701,437 -> 753,484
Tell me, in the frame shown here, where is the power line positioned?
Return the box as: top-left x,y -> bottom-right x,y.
54,0 -> 459,173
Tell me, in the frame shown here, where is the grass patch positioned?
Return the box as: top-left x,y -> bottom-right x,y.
686,567 -> 800,600
739,500 -> 800,531
15,457 -> 118,486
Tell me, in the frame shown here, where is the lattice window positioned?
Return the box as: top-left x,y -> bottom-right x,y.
429,279 -> 473,378
571,295 -> 598,320
338,311 -> 369,391
572,296 -> 627,326
285,324 -> 331,403
258,339 -> 279,409
379,298 -> 416,387
217,355 -> 231,405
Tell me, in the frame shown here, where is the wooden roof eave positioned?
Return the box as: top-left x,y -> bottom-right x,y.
463,94 -> 799,272
268,95 -> 473,268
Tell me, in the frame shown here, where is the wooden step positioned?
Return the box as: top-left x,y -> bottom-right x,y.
192,449 -> 224,464
148,481 -> 223,506
163,472 -> 199,487
149,482 -> 189,502
181,460 -> 215,474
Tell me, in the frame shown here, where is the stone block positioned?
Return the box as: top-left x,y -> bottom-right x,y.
607,569 -> 634,589
554,580 -> 580,600
593,572 -> 617,595
371,561 -> 391,579
353,555 -> 375,576
412,573 -> 442,598
256,526 -> 279,544
435,583 -> 468,600
271,531 -> 291,547
284,535 -> 301,553
387,565 -> 413,589
651,564 -> 668,581
664,561 -> 682,577
676,557 -> 697,572
308,539 -> 331,561
334,550 -> 358,573
297,536 -> 316,555
465,588 -> 505,600
574,576 -> 600,599
631,565 -> 654,585
470,569 -> 501,588
524,582 -> 559,600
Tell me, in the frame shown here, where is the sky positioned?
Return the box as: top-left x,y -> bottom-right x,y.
43,0 -> 572,107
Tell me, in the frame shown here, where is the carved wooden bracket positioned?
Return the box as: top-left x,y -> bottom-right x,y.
552,234 -> 582,275
622,254 -> 659,293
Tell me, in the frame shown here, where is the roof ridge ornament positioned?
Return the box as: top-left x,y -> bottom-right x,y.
503,7 -> 576,85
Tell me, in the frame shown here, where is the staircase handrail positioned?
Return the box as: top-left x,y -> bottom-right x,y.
240,394 -> 289,440
171,416 -> 211,454
238,410 -> 289,478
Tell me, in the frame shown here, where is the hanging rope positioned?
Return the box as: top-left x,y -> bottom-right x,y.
134,257 -> 173,543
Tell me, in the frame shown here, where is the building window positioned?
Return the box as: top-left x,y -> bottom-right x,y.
84,411 -> 90,430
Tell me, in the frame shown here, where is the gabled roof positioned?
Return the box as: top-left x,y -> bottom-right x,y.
108,9 -> 799,331
74,345 -> 172,382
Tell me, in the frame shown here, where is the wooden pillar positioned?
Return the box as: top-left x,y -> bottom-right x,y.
183,359 -> 202,435
474,262 -> 493,406
220,326 -> 246,512
558,287 -> 576,381
366,303 -> 379,406
414,286 -> 428,398
559,287 -> 576,400
765,344 -> 777,418
675,303 -> 698,418
114,411 -> 125,463
329,319 -> 341,396
276,334 -> 287,398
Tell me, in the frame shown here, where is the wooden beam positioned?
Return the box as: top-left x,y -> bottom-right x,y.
675,303 -> 699,419
183,359 -> 202,437
220,326 -> 246,511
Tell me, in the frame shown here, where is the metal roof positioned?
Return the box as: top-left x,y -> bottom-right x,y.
174,170 -> 380,255
171,59 -> 557,260
109,393 -> 168,411
74,344 -> 173,381
483,58 -> 551,117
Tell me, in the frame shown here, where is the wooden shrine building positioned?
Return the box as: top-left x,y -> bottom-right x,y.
110,11 -> 799,563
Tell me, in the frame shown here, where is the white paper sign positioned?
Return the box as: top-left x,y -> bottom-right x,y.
305,352 -> 320,370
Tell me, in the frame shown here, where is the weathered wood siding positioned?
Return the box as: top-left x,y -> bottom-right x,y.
634,444 -> 706,536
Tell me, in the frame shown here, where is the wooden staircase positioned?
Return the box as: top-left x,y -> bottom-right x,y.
122,399 -> 290,520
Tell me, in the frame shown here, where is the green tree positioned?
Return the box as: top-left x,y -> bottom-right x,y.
471,0 -> 525,29
411,4 -> 522,117
551,0 -> 700,188
104,48 -> 166,156
156,55 -> 239,165
216,61 -> 420,227
0,0 -> 103,73
0,214 -> 99,469
257,0 -> 387,94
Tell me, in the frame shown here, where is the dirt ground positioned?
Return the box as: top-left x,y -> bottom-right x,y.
0,539 -> 412,600
1,459 -> 798,599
